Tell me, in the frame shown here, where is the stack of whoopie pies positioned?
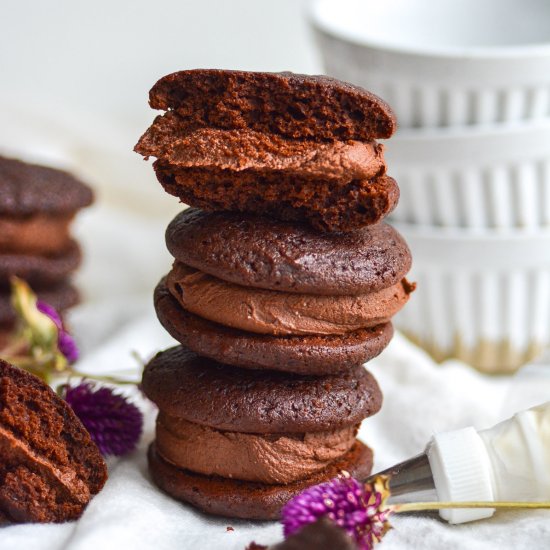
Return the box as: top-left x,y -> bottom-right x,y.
0,156 -> 93,348
136,70 -> 413,520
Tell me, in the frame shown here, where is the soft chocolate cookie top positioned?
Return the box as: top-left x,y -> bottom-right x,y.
166,209 -> 411,295
0,360 -> 107,523
0,155 -> 94,216
142,346 -> 382,434
145,69 -> 396,141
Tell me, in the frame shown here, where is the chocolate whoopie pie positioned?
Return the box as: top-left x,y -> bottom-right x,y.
159,210 -> 412,373
143,346 -> 380,519
135,70 -> 398,231
165,209 -> 412,295
0,155 -> 93,292
0,360 -> 107,523
154,278 -> 394,375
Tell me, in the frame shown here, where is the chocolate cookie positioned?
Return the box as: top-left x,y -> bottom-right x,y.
155,278 -> 393,375
142,345 -> 382,434
0,155 -> 94,216
0,282 -> 79,326
155,164 -> 398,232
142,70 -> 396,141
147,441 -> 373,520
166,209 -> 412,295
0,241 -> 81,288
0,360 -> 107,523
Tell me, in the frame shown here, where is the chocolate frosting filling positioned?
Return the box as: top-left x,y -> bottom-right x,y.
167,262 -> 412,336
0,215 -> 73,254
137,114 -> 385,182
156,414 -> 358,484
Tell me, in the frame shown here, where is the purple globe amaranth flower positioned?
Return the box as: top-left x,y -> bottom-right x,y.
36,300 -> 79,363
63,381 -> 143,457
282,473 -> 393,550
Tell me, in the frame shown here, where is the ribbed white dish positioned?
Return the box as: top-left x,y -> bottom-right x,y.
384,120 -> 550,229
310,0 -> 550,128
394,224 -> 550,373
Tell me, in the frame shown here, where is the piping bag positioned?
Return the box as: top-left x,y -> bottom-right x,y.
367,401 -> 550,523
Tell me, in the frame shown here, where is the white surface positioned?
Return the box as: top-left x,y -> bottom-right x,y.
385,121 -> 550,229
310,0 -> 550,127
1,203 -> 549,549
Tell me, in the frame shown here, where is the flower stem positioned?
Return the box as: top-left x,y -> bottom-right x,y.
395,501 -> 550,513
72,373 -> 141,385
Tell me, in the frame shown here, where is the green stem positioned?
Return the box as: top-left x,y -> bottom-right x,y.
75,373 -> 140,385
395,501 -> 550,513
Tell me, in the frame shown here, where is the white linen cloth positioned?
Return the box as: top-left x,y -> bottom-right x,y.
1,193 -> 549,550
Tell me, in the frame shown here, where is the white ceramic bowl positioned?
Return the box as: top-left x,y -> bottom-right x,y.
310,0 -> 550,128
384,120 -> 550,229
394,223 -> 550,373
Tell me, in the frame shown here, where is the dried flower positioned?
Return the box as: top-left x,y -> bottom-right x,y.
279,473 -> 550,550
62,381 -> 143,457
36,300 -> 79,363
6,277 -> 69,379
282,473 -> 392,550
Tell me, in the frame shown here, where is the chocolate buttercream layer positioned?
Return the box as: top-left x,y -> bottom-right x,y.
0,155 -> 94,216
141,69 -> 397,141
156,414 -> 358,484
142,345 -> 383,434
137,115 -> 385,181
148,440 -> 374,520
0,215 -> 73,255
0,241 -> 81,288
166,209 -> 412,295
167,262 -> 412,336
155,278 -> 394,374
